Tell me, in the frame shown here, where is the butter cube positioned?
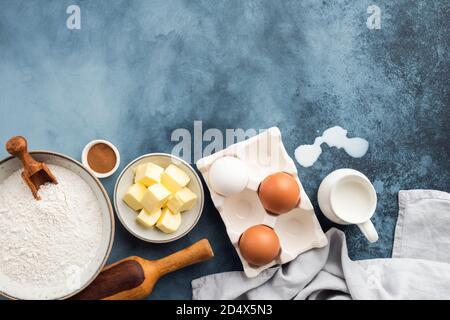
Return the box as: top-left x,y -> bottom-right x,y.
167,187 -> 197,213
141,183 -> 171,211
156,207 -> 181,233
136,207 -> 162,228
161,164 -> 190,193
123,183 -> 147,211
134,162 -> 164,187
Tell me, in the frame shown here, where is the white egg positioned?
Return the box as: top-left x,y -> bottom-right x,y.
209,156 -> 249,196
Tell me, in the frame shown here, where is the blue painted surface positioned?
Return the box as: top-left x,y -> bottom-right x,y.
0,0 -> 449,299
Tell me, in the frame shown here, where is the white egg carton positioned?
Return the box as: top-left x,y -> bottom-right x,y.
197,127 -> 328,277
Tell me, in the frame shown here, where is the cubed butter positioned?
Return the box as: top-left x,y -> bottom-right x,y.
161,164 -> 190,193
167,187 -> 197,213
123,183 -> 147,211
136,207 -> 162,228
141,183 -> 171,211
156,207 -> 181,233
134,162 -> 164,187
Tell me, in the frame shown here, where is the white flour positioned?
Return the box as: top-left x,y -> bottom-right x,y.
0,165 -> 103,299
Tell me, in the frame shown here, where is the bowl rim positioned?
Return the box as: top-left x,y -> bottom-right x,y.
0,150 -> 115,300
114,153 -> 205,243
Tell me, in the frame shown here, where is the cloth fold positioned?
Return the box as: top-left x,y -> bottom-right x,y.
192,190 -> 450,300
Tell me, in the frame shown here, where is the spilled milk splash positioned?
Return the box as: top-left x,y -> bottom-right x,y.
294,126 -> 369,167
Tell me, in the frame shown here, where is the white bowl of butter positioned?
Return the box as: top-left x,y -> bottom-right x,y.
114,153 -> 204,243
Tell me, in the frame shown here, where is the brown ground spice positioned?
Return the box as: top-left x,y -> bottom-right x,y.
87,143 -> 117,174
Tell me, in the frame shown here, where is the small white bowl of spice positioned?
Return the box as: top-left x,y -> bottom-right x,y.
82,139 -> 120,178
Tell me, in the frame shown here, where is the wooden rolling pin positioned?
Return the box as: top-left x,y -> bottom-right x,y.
72,239 -> 214,300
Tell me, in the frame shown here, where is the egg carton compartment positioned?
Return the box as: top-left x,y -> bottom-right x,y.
219,188 -> 266,231
197,127 -> 328,277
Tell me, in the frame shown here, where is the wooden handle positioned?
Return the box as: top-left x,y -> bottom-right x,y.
5,136 -> 40,175
6,136 -> 28,156
72,239 -> 214,300
155,239 -> 214,277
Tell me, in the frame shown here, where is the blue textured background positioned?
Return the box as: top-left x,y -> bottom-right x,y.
0,0 -> 449,299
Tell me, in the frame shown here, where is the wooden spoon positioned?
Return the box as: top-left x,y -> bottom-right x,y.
5,136 -> 57,200
71,238 -> 214,300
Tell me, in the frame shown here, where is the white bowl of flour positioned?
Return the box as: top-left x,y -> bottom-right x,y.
0,151 -> 114,300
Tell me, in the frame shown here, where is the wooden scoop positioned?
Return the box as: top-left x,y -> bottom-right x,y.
5,136 -> 57,200
72,239 -> 214,300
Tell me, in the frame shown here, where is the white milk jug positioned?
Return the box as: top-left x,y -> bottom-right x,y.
318,169 -> 379,243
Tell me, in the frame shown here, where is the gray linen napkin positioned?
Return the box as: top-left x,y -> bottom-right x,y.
192,190 -> 450,300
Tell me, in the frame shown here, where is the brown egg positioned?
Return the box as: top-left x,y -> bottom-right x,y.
239,225 -> 281,266
258,172 -> 301,214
